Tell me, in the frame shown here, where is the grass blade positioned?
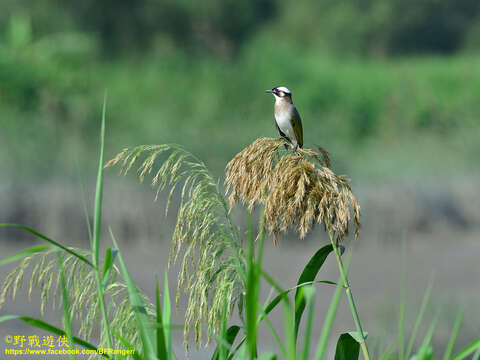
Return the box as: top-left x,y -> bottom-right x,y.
262,291 -> 285,319
0,224 -> 93,267
218,302 -> 229,360
0,244 -> 50,266
398,241 -> 406,360
328,234 -> 370,360
112,329 -> 142,360
91,95 -> 115,354
294,244 -> 333,342
163,271 -> 172,360
75,159 -> 93,245
405,278 -> 434,359
110,229 -> 156,359
227,337 -> 246,360
282,292 -> 295,360
315,250 -> 353,360
246,214 -> 258,360
413,316 -> 438,360
472,347 -> 480,360
314,275 -> 343,360
102,248 -> 118,290
0,315 -> 108,357
93,91 -> 106,267
56,249 -> 75,360
334,333 -> 360,360
259,279 -> 336,324
102,248 -> 113,280
300,286 -> 316,360
156,277 -> 167,360
258,304 -> 287,358
443,307 -> 464,360
211,326 -> 241,360
452,337 -> 480,360
348,331 -> 369,344
260,269 -> 295,360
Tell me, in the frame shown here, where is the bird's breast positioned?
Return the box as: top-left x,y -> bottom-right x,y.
275,106 -> 292,127
274,107 -> 295,137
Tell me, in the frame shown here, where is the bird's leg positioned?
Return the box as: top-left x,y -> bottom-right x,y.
278,137 -> 290,150
293,144 -> 300,155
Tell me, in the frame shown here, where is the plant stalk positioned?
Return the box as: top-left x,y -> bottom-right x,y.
329,233 -> 370,360
92,93 -> 114,353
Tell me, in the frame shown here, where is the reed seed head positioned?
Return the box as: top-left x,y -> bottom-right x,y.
226,138 -> 360,243
106,144 -> 245,351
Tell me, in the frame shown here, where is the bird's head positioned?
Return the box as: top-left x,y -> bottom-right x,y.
265,86 -> 292,103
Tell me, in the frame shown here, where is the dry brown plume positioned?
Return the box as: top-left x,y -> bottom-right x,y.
225,138 -> 360,243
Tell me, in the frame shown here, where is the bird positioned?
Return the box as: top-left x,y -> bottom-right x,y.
265,86 -> 303,151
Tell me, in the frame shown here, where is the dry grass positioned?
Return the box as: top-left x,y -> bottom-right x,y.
226,138 -> 360,243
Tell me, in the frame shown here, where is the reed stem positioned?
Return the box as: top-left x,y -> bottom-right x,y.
329,233 -> 370,360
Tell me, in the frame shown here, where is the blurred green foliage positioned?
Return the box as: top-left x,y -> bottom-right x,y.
270,0 -> 480,56
3,0 -> 480,56
1,1 -> 480,179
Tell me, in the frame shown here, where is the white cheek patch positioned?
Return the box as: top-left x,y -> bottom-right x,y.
273,93 -> 282,103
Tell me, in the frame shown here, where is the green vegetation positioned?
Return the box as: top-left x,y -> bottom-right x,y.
2,0 -> 480,56
1,11 -> 480,179
1,1 -> 479,358
0,104 -> 479,359
2,50 -> 480,178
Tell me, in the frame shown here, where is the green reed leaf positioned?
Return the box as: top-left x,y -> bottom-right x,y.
0,245 -> 50,266
452,337 -> 480,360
112,329 -> 142,360
246,216 -> 258,360
110,230 -> 156,360
211,326 -> 241,360
93,91 -> 106,268
443,307 -> 464,360
56,249 -> 75,360
163,272 -> 172,360
348,331 -> 368,344
315,250 -> 353,360
0,224 -> 93,267
102,248 -> 118,290
300,286 -> 316,360
334,333 -> 360,360
156,277 -> 167,360
294,244 -> 333,342
406,277 -> 434,359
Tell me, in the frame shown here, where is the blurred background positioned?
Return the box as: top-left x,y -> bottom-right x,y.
1,0 -> 479,358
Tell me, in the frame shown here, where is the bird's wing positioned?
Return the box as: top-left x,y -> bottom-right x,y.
292,107 -> 303,148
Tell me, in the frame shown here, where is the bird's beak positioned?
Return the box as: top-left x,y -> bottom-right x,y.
265,89 -> 274,94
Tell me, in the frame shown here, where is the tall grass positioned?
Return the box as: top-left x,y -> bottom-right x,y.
0,102 -> 479,360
